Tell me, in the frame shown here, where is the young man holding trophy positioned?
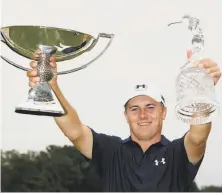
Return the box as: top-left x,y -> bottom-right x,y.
26,49 -> 221,191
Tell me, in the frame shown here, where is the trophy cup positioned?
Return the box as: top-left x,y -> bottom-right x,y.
168,15 -> 220,125
1,26 -> 114,116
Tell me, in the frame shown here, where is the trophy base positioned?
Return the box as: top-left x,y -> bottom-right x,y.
175,97 -> 220,125
15,103 -> 64,117
15,82 -> 65,117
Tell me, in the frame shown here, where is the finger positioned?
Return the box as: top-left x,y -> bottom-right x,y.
32,54 -> 40,60
34,48 -> 41,54
83,34 -> 88,41
29,81 -> 36,88
30,77 -> 40,83
32,50 -> 41,60
50,56 -> 56,62
50,61 -> 57,68
30,61 -> 38,68
205,67 -> 220,74
187,50 -> 193,60
34,49 -> 41,56
209,71 -> 222,79
198,59 -> 217,68
27,70 -> 37,77
50,56 -> 57,68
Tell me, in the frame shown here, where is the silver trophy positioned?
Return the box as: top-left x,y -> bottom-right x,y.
168,15 -> 220,125
1,26 -> 114,116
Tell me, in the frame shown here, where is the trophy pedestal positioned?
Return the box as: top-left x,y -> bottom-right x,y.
15,101 -> 64,116
15,82 -> 65,117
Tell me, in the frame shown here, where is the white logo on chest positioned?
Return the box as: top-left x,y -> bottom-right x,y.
154,158 -> 166,166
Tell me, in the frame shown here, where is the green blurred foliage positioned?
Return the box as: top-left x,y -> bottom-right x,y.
1,145 -> 221,192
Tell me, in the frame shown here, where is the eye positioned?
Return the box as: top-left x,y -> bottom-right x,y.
146,105 -> 156,111
131,108 -> 138,111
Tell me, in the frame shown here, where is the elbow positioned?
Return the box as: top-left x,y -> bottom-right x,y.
187,131 -> 209,146
65,129 -> 83,141
63,124 -> 84,141
188,123 -> 212,145
189,137 -> 207,146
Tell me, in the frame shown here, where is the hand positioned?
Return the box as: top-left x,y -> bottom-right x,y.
187,50 -> 221,85
27,50 -> 58,88
83,34 -> 88,41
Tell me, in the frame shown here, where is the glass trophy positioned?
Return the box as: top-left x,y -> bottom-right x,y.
168,15 -> 220,125
1,26 -> 114,116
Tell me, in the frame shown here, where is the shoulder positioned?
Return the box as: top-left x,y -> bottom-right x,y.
165,133 -> 204,168
90,128 -> 123,147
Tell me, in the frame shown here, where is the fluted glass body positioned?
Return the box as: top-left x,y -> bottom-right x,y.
174,15 -> 219,124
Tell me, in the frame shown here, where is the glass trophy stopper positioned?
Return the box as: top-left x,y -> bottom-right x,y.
168,15 -> 220,125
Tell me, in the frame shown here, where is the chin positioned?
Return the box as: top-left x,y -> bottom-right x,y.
135,132 -> 154,141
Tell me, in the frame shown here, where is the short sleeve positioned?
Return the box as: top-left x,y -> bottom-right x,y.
89,128 -> 122,175
171,133 -> 204,186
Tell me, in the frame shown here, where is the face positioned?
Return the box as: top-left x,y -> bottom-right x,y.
124,95 -> 167,141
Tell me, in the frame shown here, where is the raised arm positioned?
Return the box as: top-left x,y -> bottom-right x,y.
27,54 -> 93,159
184,51 -> 221,164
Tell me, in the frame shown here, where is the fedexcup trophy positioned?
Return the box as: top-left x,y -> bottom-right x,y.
168,15 -> 220,125
1,26 -> 114,116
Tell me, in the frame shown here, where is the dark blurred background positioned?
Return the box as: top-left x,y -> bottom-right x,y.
1,145 -> 222,192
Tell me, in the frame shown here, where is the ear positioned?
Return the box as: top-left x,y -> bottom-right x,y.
124,111 -> 129,123
162,107 -> 167,120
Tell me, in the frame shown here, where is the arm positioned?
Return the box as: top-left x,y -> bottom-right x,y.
51,83 -> 93,159
28,55 -> 93,159
184,120 -> 211,164
184,52 -> 221,164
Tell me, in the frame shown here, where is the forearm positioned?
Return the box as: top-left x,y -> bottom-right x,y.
50,83 -> 84,141
189,122 -> 211,145
184,122 -> 211,163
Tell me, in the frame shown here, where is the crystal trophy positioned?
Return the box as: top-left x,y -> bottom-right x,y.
168,15 -> 220,125
1,26 -> 114,116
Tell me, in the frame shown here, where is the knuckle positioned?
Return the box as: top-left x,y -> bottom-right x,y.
29,82 -> 33,88
27,70 -> 31,77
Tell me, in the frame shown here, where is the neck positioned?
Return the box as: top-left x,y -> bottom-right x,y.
131,133 -> 162,152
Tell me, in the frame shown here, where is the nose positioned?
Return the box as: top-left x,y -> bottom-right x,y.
139,109 -> 148,119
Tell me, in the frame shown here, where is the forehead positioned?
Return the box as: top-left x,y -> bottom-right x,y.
127,95 -> 158,106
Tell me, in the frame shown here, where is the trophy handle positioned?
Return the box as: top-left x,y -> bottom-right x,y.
1,55 -> 31,71
57,33 -> 114,75
1,31 -> 31,71
0,32 -> 114,73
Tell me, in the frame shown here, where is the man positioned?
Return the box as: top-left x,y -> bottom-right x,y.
27,50 -> 221,191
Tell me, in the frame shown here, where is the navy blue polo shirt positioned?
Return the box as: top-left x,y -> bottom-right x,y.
89,128 -> 203,192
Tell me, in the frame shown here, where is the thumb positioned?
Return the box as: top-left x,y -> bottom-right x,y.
186,49 -> 193,60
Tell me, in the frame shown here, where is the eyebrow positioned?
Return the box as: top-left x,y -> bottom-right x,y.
128,103 -> 156,109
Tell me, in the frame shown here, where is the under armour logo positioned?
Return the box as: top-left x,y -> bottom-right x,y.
135,84 -> 148,91
154,158 -> 166,166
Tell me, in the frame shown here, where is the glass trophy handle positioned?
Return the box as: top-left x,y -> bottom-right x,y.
1,32 -> 114,75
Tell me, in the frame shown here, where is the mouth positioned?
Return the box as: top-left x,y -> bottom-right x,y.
138,122 -> 152,126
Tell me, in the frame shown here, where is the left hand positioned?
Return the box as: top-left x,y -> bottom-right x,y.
187,50 -> 221,85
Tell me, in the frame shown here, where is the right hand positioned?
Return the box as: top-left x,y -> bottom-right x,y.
27,51 -> 58,88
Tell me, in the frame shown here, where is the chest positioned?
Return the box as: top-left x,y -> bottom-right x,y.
121,144 -> 170,179
101,144 -> 176,191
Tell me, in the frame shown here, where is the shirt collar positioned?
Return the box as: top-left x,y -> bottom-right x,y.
122,135 -> 170,146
